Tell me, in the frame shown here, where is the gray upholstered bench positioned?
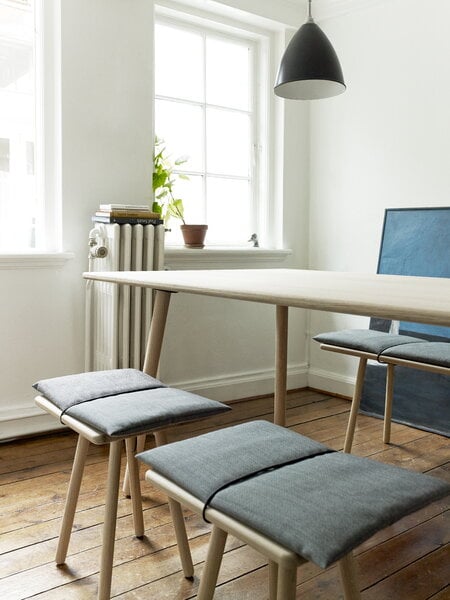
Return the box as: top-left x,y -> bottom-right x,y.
137,420 -> 449,600
313,330 -> 450,451
34,368 -> 230,600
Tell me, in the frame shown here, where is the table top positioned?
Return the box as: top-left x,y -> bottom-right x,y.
83,268 -> 450,327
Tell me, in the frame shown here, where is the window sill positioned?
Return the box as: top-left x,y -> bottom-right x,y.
164,246 -> 292,269
0,252 -> 75,270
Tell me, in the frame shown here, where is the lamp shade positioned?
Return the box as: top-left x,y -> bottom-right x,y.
275,21 -> 346,100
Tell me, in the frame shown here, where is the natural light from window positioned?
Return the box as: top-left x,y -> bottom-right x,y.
155,19 -> 259,246
0,0 -> 37,251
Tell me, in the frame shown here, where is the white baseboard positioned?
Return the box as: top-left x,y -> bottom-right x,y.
167,363 -> 309,403
307,368 -> 355,398
0,405 -> 66,442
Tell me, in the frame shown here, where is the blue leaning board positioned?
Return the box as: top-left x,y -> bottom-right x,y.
361,207 -> 450,436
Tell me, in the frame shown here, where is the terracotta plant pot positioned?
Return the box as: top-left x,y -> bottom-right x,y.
180,224 -> 208,248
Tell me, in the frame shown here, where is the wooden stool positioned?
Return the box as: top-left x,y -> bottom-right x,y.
34,368 -> 230,600
314,330 -> 423,450
138,421 -> 449,599
314,330 -> 450,451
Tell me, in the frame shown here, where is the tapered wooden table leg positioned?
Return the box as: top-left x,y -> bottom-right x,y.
143,290 -> 172,377
123,290 -> 172,495
275,305 -> 289,427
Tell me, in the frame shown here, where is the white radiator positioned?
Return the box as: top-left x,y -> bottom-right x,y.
85,223 -> 165,371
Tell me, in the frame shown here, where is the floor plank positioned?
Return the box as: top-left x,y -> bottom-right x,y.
0,389 -> 448,599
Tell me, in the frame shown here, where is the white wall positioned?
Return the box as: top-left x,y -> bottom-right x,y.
0,0 -> 155,439
0,0 -> 309,440
308,0 -> 450,394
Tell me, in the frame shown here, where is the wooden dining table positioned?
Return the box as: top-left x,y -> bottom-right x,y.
83,268 -> 450,427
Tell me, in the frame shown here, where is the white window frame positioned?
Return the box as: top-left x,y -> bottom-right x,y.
154,2 -> 281,250
35,0 -> 62,253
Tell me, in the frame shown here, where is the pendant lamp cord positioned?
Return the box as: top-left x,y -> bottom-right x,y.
307,0 -> 314,22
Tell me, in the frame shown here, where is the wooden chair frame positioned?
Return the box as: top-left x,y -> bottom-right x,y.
35,396 -> 193,600
145,469 -> 361,600
319,344 -> 450,452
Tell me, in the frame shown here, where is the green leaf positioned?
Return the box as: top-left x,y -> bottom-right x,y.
153,136 -> 189,224
152,201 -> 162,214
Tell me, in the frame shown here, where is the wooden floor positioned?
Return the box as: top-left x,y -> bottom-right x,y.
0,389 -> 449,599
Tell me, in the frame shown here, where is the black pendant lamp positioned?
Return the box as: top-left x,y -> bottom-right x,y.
274,0 -> 346,100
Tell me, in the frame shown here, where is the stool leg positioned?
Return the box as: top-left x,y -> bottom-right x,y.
197,525 -> 228,600
56,435 -> 90,565
122,434 -> 146,497
268,560 -> 278,600
276,563 -> 297,600
98,440 -> 122,600
155,429 -> 194,578
168,498 -> 194,578
338,553 -> 361,599
383,364 -> 395,444
343,357 -> 367,453
125,438 -> 144,538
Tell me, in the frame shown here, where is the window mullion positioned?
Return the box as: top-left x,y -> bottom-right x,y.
202,31 -> 208,223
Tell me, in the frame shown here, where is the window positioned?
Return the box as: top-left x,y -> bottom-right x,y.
154,12 -> 270,246
0,0 -> 59,253
0,0 -> 37,250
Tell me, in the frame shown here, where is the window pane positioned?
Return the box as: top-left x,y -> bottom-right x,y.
173,174 -> 204,223
155,24 -> 203,102
165,174 -> 204,245
207,177 -> 251,244
207,108 -> 250,177
0,0 -> 36,250
155,99 -> 203,172
206,37 -> 250,110
0,138 -> 9,172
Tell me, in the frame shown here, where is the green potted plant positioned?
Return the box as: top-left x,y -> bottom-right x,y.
152,137 -> 208,248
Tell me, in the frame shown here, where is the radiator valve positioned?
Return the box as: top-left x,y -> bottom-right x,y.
88,227 -> 108,259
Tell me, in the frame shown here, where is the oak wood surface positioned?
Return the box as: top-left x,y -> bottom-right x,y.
83,269 -> 450,327
0,390 -> 448,599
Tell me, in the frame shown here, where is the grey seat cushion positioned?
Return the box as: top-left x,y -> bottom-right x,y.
66,388 -> 230,438
313,329 -> 425,355
33,368 -> 164,411
34,369 -> 230,438
138,421 -> 449,569
381,342 -> 450,368
139,420 -> 330,500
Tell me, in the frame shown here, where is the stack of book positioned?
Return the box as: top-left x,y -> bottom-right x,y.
92,204 -> 164,225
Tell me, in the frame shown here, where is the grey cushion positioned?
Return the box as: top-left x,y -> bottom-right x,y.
66,387 -> 230,438
138,421 -> 449,569
313,329 -> 425,355
34,369 -> 230,438
138,420 -> 330,500
381,342 -> 450,368
33,368 -> 164,411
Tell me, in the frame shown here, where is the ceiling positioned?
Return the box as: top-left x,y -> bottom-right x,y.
286,0 -> 390,20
